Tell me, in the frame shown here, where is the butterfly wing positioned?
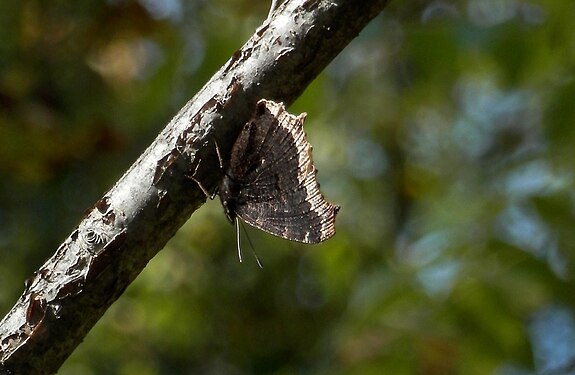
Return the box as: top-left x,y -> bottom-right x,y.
225,99 -> 339,243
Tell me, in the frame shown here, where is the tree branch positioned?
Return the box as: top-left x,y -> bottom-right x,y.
0,0 -> 390,373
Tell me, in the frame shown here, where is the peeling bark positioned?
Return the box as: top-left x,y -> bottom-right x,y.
0,0 -> 390,373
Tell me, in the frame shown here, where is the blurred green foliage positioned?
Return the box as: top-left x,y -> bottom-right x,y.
1,0 -> 575,374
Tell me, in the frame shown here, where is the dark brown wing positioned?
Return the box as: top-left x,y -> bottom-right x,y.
222,99 -> 339,243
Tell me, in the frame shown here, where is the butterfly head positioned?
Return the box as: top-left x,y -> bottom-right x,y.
219,174 -> 240,223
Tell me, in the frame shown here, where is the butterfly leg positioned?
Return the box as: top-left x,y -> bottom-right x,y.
187,139 -> 228,199
266,0 -> 278,21
214,140 -> 225,171
186,156 -> 215,200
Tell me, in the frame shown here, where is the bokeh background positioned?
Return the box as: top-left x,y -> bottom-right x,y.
1,0 -> 575,374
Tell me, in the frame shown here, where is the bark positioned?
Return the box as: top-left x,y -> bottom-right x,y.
0,0 -> 390,373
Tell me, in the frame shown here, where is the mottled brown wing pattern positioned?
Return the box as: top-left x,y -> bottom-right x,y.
219,99 -> 339,243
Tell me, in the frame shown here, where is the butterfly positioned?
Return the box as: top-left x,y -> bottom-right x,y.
218,99 -> 339,248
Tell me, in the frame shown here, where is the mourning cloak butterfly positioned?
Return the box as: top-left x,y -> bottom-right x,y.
219,99 -> 339,244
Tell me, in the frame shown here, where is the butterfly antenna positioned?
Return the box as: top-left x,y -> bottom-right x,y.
235,217 -> 243,263
240,221 -> 263,268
